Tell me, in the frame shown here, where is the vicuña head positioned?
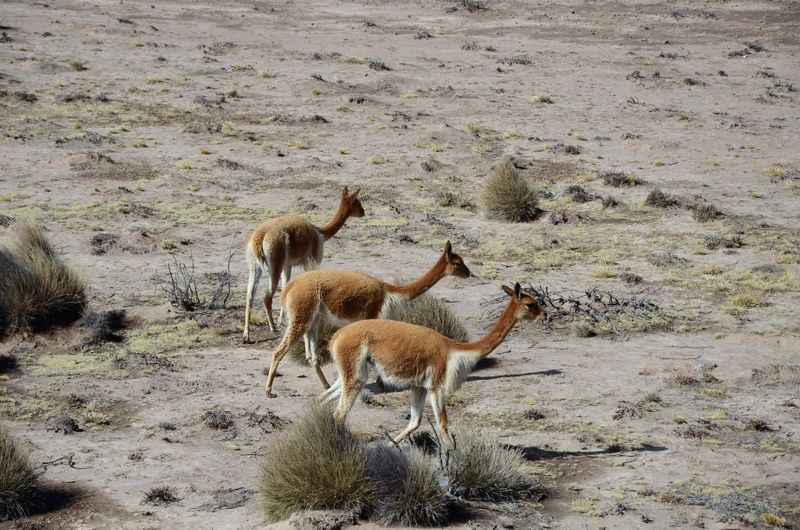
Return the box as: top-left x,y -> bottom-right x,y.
263,241 -> 471,397
243,186 -> 364,343
338,186 -> 365,220
321,282 -> 544,444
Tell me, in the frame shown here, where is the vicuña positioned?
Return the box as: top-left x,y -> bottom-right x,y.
263,241 -> 471,397
243,186 -> 364,342
321,283 -> 544,443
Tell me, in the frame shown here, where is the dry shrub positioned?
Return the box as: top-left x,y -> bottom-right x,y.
79,309 -> 126,346
482,157 -> 540,222
143,486 -> 179,505
287,319 -> 338,366
0,222 -> 87,335
691,203 -> 723,222
258,403 -> 374,522
601,171 -> 642,187
571,320 -> 595,338
704,234 -> 743,250
367,445 -> 450,526
396,293 -> 469,342
742,418 -> 771,432
645,188 -> 678,208
619,272 -> 643,285
154,253 -> 233,312
0,425 -> 40,520
668,374 -> 699,386
0,355 -> 18,373
443,425 -> 533,501
202,409 -> 234,430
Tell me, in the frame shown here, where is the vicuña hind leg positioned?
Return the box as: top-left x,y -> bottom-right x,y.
393,387 -> 427,443
334,380 -> 364,424
319,377 -> 342,406
429,389 -> 451,447
304,318 -> 330,389
277,263 -> 292,327
243,261 -> 261,343
263,244 -> 286,334
264,317 -> 307,398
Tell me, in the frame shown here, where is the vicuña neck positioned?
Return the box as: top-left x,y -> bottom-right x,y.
458,300 -> 519,359
385,254 -> 447,300
318,200 -> 350,241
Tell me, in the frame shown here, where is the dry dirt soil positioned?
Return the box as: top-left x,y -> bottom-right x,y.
1,0 -> 799,528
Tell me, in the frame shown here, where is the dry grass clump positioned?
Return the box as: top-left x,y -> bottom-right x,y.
565,185 -> 596,203
619,272 -> 643,285
143,486 -> 179,505
482,157 -> 540,222
0,426 -> 40,520
367,445 -> 450,526
458,0 -> 490,12
704,234 -> 743,250
601,171 -> 642,187
434,191 -> 476,211
763,165 -> 799,183
0,222 -> 87,336
396,293 -> 469,342
690,203 -> 723,222
79,309 -> 126,346
443,425 -> 533,501
571,320 -> 596,338
668,374 -> 699,386
724,288 -> 765,314
202,409 -> 234,430
648,251 -> 687,267
742,418 -> 771,432
258,403 -> 374,522
645,188 -> 678,208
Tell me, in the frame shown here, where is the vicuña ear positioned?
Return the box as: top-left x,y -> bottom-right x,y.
342,186 -> 349,197
514,282 -> 522,299
501,284 -> 515,297
444,240 -> 453,259
352,187 -> 360,197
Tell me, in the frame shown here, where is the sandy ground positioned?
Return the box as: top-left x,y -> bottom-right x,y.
1,0 -> 799,528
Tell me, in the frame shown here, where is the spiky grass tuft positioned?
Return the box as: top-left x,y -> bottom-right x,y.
258,403 -> 374,521
482,157 -> 540,222
367,445 -> 450,526
0,222 -> 86,335
0,425 -> 40,520
396,293 -> 469,342
443,424 -> 533,501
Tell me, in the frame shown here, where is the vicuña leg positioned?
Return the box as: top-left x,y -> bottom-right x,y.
304,317 -> 330,389
243,261 -> 261,343
264,316 -> 307,398
429,389 -> 451,446
319,377 -> 342,406
393,387 -> 427,443
277,263 -> 292,327
263,251 -> 284,334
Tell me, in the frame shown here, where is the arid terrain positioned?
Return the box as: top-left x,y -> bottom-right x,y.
1,0 -> 799,528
